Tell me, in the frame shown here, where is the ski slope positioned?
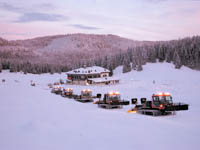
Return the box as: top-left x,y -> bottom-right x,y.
0,62 -> 200,150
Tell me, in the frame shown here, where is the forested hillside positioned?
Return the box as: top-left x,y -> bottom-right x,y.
120,36 -> 200,73
0,34 -> 199,74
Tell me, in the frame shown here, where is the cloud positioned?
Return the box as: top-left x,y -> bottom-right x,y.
35,3 -> 56,10
0,32 -> 30,36
0,2 -> 67,23
0,2 -> 56,13
15,12 -> 67,23
0,2 -> 23,13
69,24 -> 101,30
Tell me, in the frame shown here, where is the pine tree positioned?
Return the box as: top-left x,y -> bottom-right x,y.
137,64 -> 143,71
0,63 -> 2,72
147,46 -> 157,63
136,59 -> 143,71
109,68 -> 113,76
102,56 -> 109,69
173,51 -> 182,69
10,63 -> 17,72
122,58 -> 131,73
132,57 -> 137,70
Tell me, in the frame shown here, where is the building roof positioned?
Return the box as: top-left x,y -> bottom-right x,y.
67,66 -> 110,75
88,77 -> 119,83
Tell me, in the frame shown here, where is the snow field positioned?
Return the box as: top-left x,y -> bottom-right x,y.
0,62 -> 200,150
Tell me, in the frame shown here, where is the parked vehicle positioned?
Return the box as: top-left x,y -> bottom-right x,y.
95,91 -> 129,109
128,92 -> 189,116
62,88 -> 74,98
74,89 -> 94,103
51,86 -> 63,95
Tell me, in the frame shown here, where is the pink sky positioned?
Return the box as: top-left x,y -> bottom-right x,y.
0,0 -> 200,41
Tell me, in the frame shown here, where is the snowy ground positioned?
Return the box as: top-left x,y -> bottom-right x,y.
0,62 -> 200,150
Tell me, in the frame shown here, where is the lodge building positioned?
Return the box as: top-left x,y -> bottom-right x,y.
66,66 -> 119,85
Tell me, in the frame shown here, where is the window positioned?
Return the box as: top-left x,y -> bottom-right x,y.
153,96 -> 159,101
81,76 -> 85,79
153,96 -> 173,104
108,95 -> 120,101
159,96 -> 165,102
82,92 -> 92,97
165,96 -> 173,104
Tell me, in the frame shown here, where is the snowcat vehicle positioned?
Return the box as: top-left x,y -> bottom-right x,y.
128,92 -> 189,116
61,88 -> 74,98
30,80 -> 36,86
95,91 -> 129,109
51,86 -> 63,95
48,83 -> 53,88
74,89 -> 94,103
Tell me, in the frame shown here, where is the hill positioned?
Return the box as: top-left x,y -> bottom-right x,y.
0,34 -> 148,73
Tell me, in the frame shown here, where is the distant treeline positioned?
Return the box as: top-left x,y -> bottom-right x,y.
0,61 -> 69,74
0,36 -> 200,74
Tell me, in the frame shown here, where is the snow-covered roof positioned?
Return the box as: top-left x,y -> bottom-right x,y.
67,66 -> 110,75
88,77 -> 119,83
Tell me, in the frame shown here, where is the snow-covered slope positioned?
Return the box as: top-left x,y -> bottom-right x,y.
0,34 -> 143,53
0,62 -> 200,150
0,33 -> 148,69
